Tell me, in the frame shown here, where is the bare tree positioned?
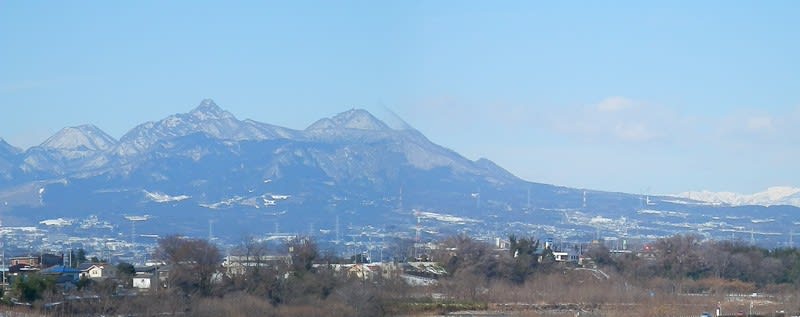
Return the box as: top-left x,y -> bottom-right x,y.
155,235 -> 222,296
652,234 -> 706,280
287,236 -> 318,274
222,236 -> 280,296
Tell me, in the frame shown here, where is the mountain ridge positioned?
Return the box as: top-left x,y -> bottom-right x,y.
306,108 -> 392,131
675,186 -> 800,207
114,99 -> 274,157
2,100 -> 795,200
0,138 -> 22,155
1,99 -> 519,189
0,99 -> 797,247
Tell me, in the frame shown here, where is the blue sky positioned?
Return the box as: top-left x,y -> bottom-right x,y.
1,1 -> 798,194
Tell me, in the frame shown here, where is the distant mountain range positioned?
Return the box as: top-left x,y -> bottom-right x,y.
0,99 -> 797,246
0,100 -> 529,235
675,187 -> 800,208
1,99 -> 517,187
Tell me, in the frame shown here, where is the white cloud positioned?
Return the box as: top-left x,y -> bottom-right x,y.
715,111 -> 785,142
550,96 -> 672,143
596,96 -> 635,112
614,122 -> 658,142
745,116 -> 774,132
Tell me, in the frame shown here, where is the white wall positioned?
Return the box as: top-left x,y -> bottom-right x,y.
133,277 -> 151,289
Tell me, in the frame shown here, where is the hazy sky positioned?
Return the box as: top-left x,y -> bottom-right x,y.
1,1 -> 798,194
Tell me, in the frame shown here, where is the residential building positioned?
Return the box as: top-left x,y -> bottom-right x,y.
77,263 -> 112,279
222,255 -> 291,276
553,251 -> 579,263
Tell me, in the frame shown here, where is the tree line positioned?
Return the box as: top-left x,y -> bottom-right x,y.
593,234 -> 800,293
5,233 -> 800,316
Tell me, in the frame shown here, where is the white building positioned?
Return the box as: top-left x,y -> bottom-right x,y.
552,251 -> 579,263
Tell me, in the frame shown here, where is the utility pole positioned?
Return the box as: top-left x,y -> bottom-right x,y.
525,187 -> 532,211
0,220 -> 4,289
335,215 -> 340,243
582,191 -> 587,209
131,220 -> 136,246
414,210 -> 422,260
477,188 -> 481,210
398,186 -> 403,214
208,219 -> 214,242
380,236 -> 384,263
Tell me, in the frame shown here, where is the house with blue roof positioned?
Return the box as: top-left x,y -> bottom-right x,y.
41,265 -> 81,284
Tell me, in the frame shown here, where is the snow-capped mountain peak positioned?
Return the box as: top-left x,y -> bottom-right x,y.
674,186 -> 800,207
40,124 -> 117,151
116,99 -> 286,156
306,109 -> 391,131
190,98 -> 234,120
18,124 -> 117,174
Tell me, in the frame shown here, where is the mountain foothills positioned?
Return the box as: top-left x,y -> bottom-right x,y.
0,100 -> 797,245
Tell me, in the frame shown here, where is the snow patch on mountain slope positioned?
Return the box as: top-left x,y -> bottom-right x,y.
674,186 -> 800,207
199,196 -> 246,209
415,210 -> 479,224
144,190 -> 191,203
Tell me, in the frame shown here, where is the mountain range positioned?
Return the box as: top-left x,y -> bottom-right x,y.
675,187 -> 800,208
2,99 -> 514,186
0,99 -> 797,246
